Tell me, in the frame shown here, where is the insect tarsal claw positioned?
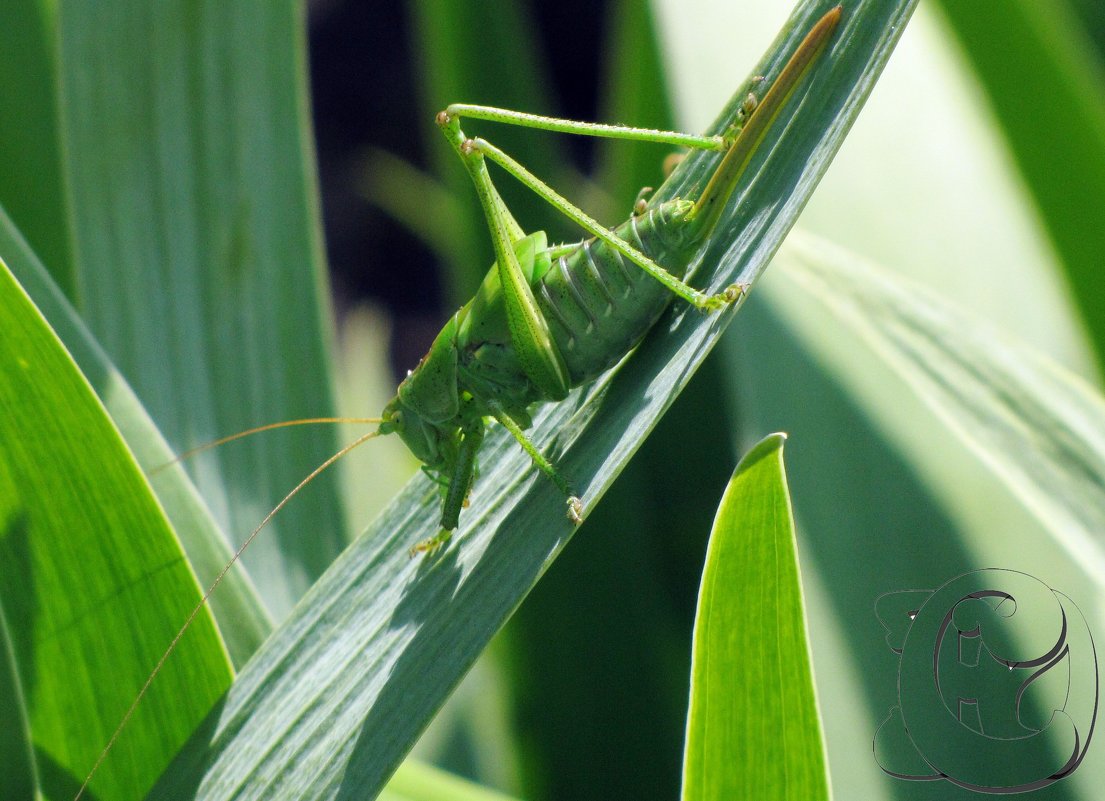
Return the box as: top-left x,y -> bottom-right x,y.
739,91 -> 759,118
567,496 -> 584,525
409,528 -> 453,558
723,282 -> 750,304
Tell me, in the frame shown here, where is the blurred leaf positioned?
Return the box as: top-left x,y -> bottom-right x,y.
594,0 -> 678,204
358,147 -> 470,269
380,760 -> 522,801
682,434 -> 828,801
0,0 -> 72,293
755,4 -> 1094,381
736,231 -> 1103,800
932,0 -> 1105,372
0,257 -> 232,801
57,0 -> 345,616
147,4 -> 914,797
775,232 -> 1105,585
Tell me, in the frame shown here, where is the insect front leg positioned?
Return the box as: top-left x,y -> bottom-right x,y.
410,421 -> 485,556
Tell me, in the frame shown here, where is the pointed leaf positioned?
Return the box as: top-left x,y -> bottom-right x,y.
682,434 -> 828,801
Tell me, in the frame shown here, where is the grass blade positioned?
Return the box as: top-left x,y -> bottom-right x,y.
682,434 -> 828,800
775,232 -> 1105,584
0,208 -> 270,667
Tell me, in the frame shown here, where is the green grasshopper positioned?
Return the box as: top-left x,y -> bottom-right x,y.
383,6 -> 842,552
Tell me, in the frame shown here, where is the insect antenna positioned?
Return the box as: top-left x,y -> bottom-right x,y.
151,416 -> 383,473
74,429 -> 381,801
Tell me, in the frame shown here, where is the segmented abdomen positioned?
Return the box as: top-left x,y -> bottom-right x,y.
536,197 -> 697,386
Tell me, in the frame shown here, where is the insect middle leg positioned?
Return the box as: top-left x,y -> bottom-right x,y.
484,398 -> 583,525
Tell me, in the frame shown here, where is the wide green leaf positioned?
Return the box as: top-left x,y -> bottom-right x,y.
0,208 -> 267,801
0,257 -> 232,801
57,0 -> 345,615
148,3 -> 916,798
682,434 -> 828,800
0,206 -> 270,669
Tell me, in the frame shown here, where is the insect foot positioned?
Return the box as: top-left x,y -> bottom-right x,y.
739,91 -> 759,119
409,528 -> 453,558
435,109 -> 452,126
567,496 -> 584,525
723,282 -> 750,304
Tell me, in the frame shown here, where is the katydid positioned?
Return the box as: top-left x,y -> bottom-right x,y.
74,9 -> 840,796
387,6 -> 841,551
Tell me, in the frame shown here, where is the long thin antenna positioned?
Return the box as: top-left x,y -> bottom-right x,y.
74,429 -> 381,801
151,417 -> 383,473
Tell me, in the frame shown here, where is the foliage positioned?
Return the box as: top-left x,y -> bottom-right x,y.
3,0 -> 1103,799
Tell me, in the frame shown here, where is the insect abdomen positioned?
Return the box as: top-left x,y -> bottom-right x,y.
536,197 -> 697,385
